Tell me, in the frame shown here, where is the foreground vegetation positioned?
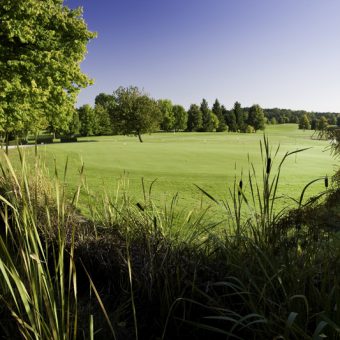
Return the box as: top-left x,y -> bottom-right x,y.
0,135 -> 339,339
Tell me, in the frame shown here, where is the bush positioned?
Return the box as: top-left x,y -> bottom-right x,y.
245,124 -> 255,133
36,135 -> 54,144
60,136 -> 78,143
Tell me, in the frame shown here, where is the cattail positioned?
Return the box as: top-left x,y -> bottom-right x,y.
266,157 -> 271,174
325,175 -> 328,188
136,202 -> 144,211
238,180 -> 243,195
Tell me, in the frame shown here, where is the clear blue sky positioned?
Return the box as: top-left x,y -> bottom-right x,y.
65,0 -> 340,112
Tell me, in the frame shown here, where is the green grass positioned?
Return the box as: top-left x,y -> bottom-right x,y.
7,124 -> 336,214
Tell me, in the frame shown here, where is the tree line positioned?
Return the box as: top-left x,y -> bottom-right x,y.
71,86 -> 267,142
71,86 -> 339,142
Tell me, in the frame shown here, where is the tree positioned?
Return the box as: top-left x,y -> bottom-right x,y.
172,105 -> 188,131
187,104 -> 202,132
233,102 -> 246,132
95,93 -> 116,109
158,99 -> 174,131
211,112 -> 220,130
270,117 -> 277,125
223,106 -> 237,132
317,116 -> 328,131
247,104 -> 265,132
200,99 -> 214,132
0,0 -> 95,150
68,110 -> 81,135
113,86 -> 160,142
94,93 -> 116,135
311,118 -> 318,130
212,99 -> 227,132
298,114 -> 311,130
245,125 -> 255,133
95,104 -> 113,135
78,104 -> 97,136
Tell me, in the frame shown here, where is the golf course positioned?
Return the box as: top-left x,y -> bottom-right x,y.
13,124 -> 336,216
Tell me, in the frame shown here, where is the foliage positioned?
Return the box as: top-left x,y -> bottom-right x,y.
0,153 -> 114,340
299,114 -> 311,130
317,116 -> 328,131
187,104 -> 202,132
95,104 -> 113,135
247,104 -> 265,131
78,104 -> 97,136
222,105 -> 237,132
158,99 -> 174,131
172,105 -> 188,131
323,126 -> 340,158
270,117 -> 277,124
1,138 -> 339,339
212,99 -> 227,132
68,110 -> 81,135
112,86 -> 161,142
233,101 -> 246,132
245,124 -> 255,133
200,99 -> 215,132
74,91 -> 339,137
0,0 -> 95,142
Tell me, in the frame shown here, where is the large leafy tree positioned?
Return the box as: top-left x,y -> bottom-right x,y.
0,0 -> 95,148
247,104 -> 265,132
158,99 -> 174,131
78,104 -> 97,136
94,104 -> 112,135
113,86 -> 160,142
172,105 -> 188,131
317,116 -> 328,131
298,114 -> 311,130
94,93 -> 116,134
95,93 -> 116,109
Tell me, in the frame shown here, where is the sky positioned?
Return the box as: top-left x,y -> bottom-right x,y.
64,0 -> 340,112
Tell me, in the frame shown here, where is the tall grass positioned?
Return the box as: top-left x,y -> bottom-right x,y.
0,151 -> 116,339
0,137 -> 339,339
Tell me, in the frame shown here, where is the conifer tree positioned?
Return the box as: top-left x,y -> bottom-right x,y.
187,104 -> 202,132
200,99 -> 214,132
212,99 -> 227,132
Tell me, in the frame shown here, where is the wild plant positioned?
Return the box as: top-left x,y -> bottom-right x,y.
0,151 -> 115,340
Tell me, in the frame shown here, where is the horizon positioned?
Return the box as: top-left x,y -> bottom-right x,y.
65,0 -> 340,113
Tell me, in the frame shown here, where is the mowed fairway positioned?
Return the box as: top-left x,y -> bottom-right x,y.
11,124 -> 337,213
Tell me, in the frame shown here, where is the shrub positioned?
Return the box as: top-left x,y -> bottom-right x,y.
36,135 -> 54,144
60,136 -> 78,143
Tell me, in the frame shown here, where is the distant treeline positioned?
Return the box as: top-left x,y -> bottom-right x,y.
70,86 -> 340,140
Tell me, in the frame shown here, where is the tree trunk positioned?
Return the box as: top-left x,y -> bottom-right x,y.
137,131 -> 143,143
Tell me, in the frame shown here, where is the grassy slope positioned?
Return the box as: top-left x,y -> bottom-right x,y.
9,124 -> 336,213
